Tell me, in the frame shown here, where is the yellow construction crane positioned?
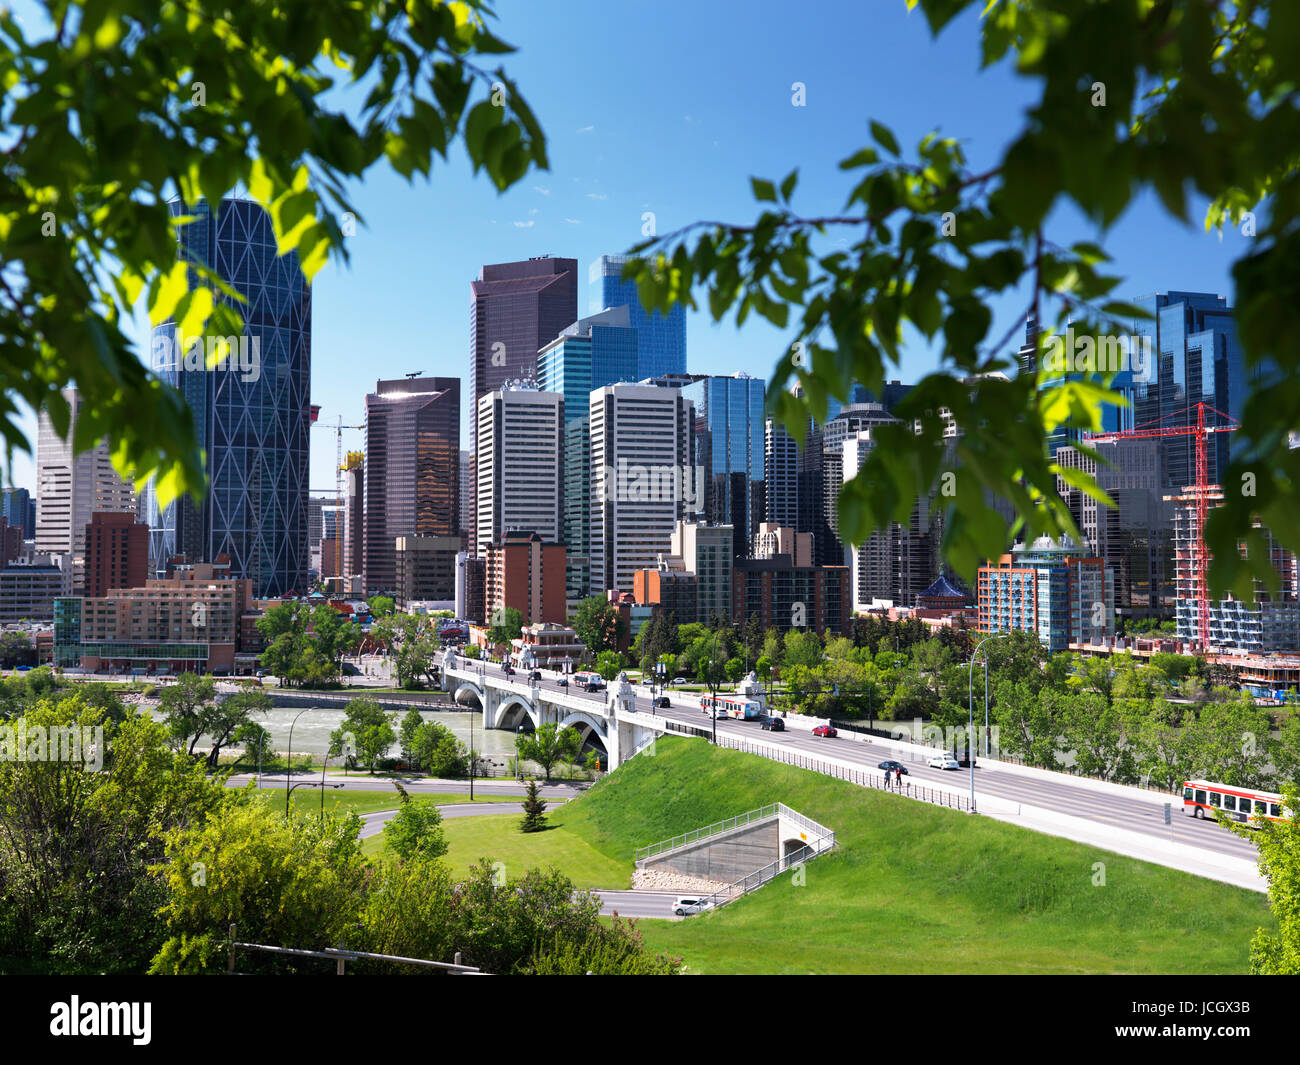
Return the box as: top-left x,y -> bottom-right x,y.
310,411 -> 363,585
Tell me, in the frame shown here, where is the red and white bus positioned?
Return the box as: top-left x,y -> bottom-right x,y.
1182,779 -> 1292,826
700,694 -> 762,720
573,671 -> 605,692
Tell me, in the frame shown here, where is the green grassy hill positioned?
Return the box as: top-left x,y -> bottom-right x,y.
468,736 -> 1273,975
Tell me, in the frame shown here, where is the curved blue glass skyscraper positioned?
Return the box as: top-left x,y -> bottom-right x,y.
141,198 -> 311,597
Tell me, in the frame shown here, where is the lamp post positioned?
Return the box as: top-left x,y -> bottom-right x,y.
284,705 -> 322,816
966,633 -> 1007,809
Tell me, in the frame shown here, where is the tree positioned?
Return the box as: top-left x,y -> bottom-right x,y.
330,697 -> 397,772
515,723 -> 582,782
412,720 -> 467,778
624,0 -> 1300,606
151,800 -> 368,974
0,699 -> 231,973
1,0 -> 547,517
0,631 -> 34,668
399,710 -> 424,765
486,605 -> 524,647
783,630 -> 823,670
519,780 -> 548,833
1227,787 -> 1300,975
200,688 -> 272,768
572,596 -> 626,656
594,650 -> 625,681
156,672 -> 218,756
382,784 -> 448,862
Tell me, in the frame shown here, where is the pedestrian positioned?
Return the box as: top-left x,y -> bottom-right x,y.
896,766 -> 902,786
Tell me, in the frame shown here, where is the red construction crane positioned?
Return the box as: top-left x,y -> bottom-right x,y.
1086,402 -> 1239,650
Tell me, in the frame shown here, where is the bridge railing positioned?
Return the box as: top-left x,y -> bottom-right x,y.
714,735 -> 976,814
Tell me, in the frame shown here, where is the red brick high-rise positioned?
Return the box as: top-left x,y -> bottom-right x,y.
84,512 -> 149,597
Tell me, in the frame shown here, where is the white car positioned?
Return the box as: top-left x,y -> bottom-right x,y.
671,677 -> 687,685
673,896 -> 714,916
928,755 -> 960,770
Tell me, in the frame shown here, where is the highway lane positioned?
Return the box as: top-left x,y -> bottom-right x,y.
455,657 -> 1261,864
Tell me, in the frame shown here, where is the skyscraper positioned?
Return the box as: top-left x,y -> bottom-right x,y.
1124,291 -> 1264,490
589,383 -> 696,596
537,307 -> 639,599
2,487 -> 33,539
469,256 -> 578,415
363,377 -> 460,596
653,373 -> 766,560
36,388 -> 136,558
589,254 -> 686,378
139,198 -> 312,598
475,386 -> 563,550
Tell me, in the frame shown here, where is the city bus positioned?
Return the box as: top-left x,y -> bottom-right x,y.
1182,779 -> 1293,826
573,671 -> 605,692
700,694 -> 762,720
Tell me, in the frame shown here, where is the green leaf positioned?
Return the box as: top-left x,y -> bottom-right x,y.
751,177 -> 777,203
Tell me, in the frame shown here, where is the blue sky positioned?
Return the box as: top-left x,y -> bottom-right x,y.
8,0 -> 1250,494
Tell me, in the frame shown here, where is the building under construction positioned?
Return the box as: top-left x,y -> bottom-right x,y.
1166,486 -> 1300,653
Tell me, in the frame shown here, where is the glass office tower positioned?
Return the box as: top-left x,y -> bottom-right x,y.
141,198 -> 311,597
589,254 -> 686,379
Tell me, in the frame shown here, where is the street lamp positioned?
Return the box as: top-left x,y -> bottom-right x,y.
966,633 -> 1007,809
285,705 -> 323,816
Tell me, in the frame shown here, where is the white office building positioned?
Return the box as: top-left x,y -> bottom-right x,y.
589,382 -> 697,595
476,386 -> 564,552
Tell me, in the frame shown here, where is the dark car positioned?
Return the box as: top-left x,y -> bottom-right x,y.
528,670 -> 542,681
760,716 -> 785,732
877,759 -> 908,775
502,665 -> 515,677
652,696 -> 670,708
557,677 -> 569,688
956,755 -> 977,768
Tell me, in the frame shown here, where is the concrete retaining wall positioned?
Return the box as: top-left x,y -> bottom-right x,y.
647,820 -> 780,883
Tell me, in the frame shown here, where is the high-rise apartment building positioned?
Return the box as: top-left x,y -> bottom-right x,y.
978,536 -> 1114,652
83,512 -> 150,598
537,307 -> 639,600
459,450 -> 472,538
589,383 -> 696,596
670,520 -> 733,625
139,198 -> 312,598
35,389 -> 136,559
363,377 -> 460,596
484,530 -> 567,626
475,387 -> 563,551
469,256 -> 578,414
589,254 -> 686,379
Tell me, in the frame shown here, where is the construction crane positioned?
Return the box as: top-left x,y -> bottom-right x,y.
310,411 -> 364,585
1086,401 -> 1239,650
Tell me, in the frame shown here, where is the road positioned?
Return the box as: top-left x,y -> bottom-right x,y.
455,656 -> 1261,865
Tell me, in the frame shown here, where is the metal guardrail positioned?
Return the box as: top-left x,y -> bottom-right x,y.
714,736 -> 976,814
226,938 -> 481,975
634,801 -> 835,865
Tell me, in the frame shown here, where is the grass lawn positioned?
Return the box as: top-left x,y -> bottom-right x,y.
432,809 -> 627,890
504,736 -> 1276,975
275,789 -> 496,819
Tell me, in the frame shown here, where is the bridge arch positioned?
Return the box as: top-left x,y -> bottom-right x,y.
496,696 -> 539,731
453,683 -> 484,709
557,710 -> 611,756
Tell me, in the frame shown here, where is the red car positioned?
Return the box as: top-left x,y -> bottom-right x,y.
812,725 -> 837,738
